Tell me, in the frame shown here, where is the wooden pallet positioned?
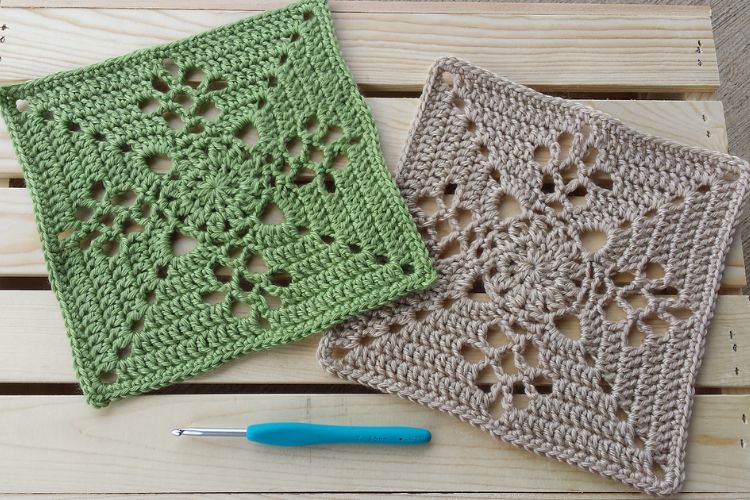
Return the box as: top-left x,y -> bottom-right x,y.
0,2 -> 747,499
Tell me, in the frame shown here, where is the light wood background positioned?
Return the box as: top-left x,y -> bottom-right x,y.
0,1 -> 747,499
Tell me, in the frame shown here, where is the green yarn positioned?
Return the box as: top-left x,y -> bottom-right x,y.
0,0 -> 434,407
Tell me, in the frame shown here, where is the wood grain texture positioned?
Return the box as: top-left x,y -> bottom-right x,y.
0,0 -> 714,15
0,8 -> 718,91
0,394 -> 748,494
0,290 -> 747,387
0,99 -> 730,178
367,99 -> 730,176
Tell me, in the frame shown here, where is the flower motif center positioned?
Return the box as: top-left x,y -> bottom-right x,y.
492,217 -> 583,318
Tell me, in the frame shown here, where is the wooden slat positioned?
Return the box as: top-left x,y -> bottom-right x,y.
572,100 -> 728,152
0,1 -> 715,16
0,184 -> 744,286
0,394 -> 747,493
0,98 -> 742,285
371,99 -> 729,178
0,8 -> 718,91
0,187 -> 42,277
1,290 -> 747,387
0,99 -> 730,178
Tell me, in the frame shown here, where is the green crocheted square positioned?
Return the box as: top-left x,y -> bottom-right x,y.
0,0 -> 434,407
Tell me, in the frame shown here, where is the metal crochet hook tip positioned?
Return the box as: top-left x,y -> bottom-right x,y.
171,427 -> 246,437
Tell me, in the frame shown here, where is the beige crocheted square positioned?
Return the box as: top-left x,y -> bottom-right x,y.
319,57 -> 750,495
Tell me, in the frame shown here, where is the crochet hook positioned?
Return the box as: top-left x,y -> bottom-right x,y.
171,422 -> 431,446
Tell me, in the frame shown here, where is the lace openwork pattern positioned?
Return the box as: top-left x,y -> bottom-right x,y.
0,0 -> 433,407
318,58 -> 750,495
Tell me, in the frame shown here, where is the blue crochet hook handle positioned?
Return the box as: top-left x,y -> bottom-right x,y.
172,422 -> 431,446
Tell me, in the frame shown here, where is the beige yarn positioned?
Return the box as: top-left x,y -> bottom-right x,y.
318,57 -> 750,495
